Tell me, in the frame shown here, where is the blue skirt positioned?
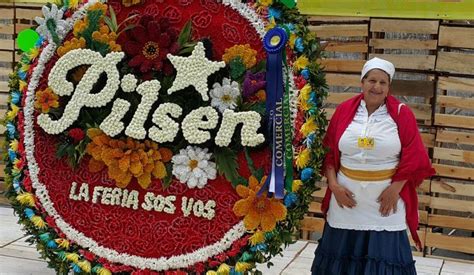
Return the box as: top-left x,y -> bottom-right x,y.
311,223 -> 417,275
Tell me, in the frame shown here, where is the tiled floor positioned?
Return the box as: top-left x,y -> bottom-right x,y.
1,206 -> 473,275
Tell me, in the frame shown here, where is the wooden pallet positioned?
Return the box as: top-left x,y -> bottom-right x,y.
436,24 -> 474,75
309,17 -> 369,73
369,19 -> 438,71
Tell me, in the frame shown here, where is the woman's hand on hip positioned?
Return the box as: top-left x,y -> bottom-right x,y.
377,180 -> 407,216
329,181 -> 356,209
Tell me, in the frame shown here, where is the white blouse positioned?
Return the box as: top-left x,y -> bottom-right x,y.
327,100 -> 407,231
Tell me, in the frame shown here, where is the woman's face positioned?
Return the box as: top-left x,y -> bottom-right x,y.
361,69 -> 390,108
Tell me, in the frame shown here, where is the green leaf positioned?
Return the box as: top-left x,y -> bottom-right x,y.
161,163 -> 173,190
56,143 -> 68,158
109,5 -> 117,31
214,147 -> 240,187
229,57 -> 246,80
253,59 -> 267,73
103,16 -> 115,33
178,20 -> 192,47
178,44 -> 196,55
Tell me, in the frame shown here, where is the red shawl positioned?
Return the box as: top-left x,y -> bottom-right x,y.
320,93 -> 435,249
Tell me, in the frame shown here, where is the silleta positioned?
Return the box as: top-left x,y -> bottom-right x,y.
37,49 -> 265,147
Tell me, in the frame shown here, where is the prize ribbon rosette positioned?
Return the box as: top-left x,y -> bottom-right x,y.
5,0 -> 327,273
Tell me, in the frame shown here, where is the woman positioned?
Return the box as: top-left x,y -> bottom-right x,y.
311,57 -> 435,274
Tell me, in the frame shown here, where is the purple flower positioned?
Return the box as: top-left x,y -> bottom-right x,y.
242,71 -> 266,98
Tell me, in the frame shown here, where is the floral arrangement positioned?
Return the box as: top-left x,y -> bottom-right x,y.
4,0 -> 327,274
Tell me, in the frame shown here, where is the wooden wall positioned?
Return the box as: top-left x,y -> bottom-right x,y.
302,16 -> 474,261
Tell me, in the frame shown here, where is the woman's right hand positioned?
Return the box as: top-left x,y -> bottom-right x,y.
329,182 -> 357,209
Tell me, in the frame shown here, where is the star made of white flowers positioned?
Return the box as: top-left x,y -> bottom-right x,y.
167,42 -> 226,101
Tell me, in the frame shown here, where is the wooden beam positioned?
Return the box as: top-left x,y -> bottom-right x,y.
300,216 -> 325,232
429,196 -> 474,213
436,51 -> 474,75
324,41 -> 368,53
439,26 -> 474,49
433,147 -> 474,164
437,95 -> 474,110
319,59 -> 365,72
15,8 -> 42,20
425,232 -> 474,254
369,53 -> 436,70
436,129 -> 474,145
309,24 -> 368,38
420,133 -> 435,148
433,163 -> 474,180
428,214 -> 474,231
325,73 -> 360,87
431,180 -> 474,197
370,19 -> 439,34
438,76 -> 474,94
0,24 -> 14,35
391,79 -> 435,98
370,39 -> 437,50
434,114 -> 474,129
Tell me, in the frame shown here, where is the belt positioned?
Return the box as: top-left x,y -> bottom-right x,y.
340,165 -> 396,182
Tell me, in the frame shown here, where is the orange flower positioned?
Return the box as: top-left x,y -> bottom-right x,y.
233,176 -> 287,232
57,37 -> 86,57
222,44 -> 257,69
86,129 -> 171,189
34,87 -> 59,113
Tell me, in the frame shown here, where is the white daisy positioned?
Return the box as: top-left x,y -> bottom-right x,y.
35,4 -> 67,44
210,78 -> 240,113
172,146 -> 217,189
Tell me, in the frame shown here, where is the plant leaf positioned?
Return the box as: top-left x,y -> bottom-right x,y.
178,20 -> 192,47
214,147 -> 240,187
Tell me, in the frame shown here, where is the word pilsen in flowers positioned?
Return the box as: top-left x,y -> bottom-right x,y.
69,182 -> 216,220
37,48 -> 265,147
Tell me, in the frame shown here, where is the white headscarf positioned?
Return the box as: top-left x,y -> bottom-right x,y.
360,57 -> 395,82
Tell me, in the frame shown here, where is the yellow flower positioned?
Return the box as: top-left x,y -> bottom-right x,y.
233,176 -> 287,232
78,260 -> 91,273
19,80 -> 27,92
34,87 -> 59,113
217,263 -> 230,275
299,99 -> 311,111
292,180 -> 302,192
57,37 -> 86,57
222,44 -> 257,69
293,55 -> 309,71
55,238 -> 70,249
65,253 -> 79,263
265,17 -> 276,31
89,2 -> 107,14
206,271 -> 217,275
249,230 -> 265,246
289,33 -> 297,49
73,20 -> 88,37
98,267 -> 112,275
6,104 -> 19,121
9,139 -> 18,152
17,193 -> 35,206
258,0 -> 273,7
298,84 -> 312,102
28,48 -> 39,60
300,117 -> 318,137
235,262 -> 252,272
296,148 -> 311,169
31,216 -> 47,229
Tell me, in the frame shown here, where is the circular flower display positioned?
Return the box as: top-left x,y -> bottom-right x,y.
5,0 -> 327,274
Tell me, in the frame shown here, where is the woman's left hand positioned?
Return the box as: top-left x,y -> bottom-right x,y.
377,180 -> 407,216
